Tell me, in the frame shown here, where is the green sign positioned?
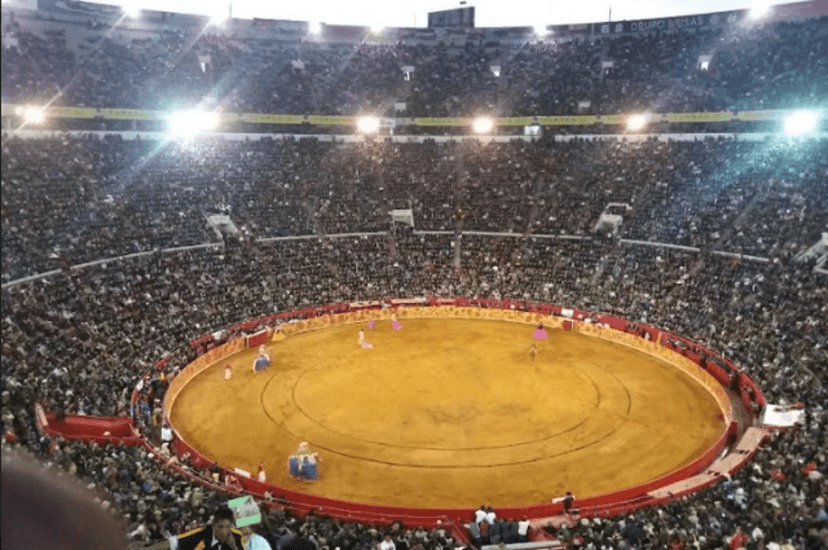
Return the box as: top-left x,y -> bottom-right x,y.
227,495 -> 261,527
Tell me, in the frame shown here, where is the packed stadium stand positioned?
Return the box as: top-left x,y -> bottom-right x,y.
2,0 -> 827,549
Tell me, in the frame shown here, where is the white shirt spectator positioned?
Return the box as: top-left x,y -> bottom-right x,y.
518,519 -> 531,536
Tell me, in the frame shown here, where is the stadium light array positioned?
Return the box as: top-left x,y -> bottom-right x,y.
17,105 -> 46,125
165,109 -> 219,139
472,117 -> 495,134
356,116 -> 380,134
783,110 -> 819,137
626,114 -> 648,132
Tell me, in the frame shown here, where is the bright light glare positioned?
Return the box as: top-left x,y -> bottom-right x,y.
626,114 -> 648,131
783,110 -> 819,137
356,116 -> 380,133
534,24 -> 547,35
210,8 -> 229,25
166,110 -> 219,139
750,4 -> 771,19
122,2 -> 141,18
308,21 -> 322,34
472,117 -> 495,134
17,105 -> 46,125
371,25 -> 384,34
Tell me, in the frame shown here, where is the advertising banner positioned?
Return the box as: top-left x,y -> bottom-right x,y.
736,110 -> 784,121
306,115 -> 353,126
414,117 -> 467,126
666,111 -> 732,123
101,108 -> 164,121
537,115 -> 597,126
595,10 -> 742,35
241,113 -> 304,124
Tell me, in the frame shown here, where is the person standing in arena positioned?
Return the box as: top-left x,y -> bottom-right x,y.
532,323 -> 548,340
252,345 -> 271,373
563,491 -> 575,516
358,330 -> 373,349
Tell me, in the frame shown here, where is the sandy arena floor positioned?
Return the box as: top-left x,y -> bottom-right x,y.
170,318 -> 725,508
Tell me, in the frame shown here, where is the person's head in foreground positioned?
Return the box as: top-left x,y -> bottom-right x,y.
1,450 -> 128,550
213,506 -> 237,544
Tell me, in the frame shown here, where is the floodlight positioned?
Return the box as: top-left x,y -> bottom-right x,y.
626,114 -> 648,132
783,110 -> 819,137
356,116 -> 380,134
122,2 -> 141,18
166,109 -> 219,139
472,117 -> 495,134
17,105 -> 46,125
210,7 -> 229,26
750,3 -> 771,19
308,21 -> 322,35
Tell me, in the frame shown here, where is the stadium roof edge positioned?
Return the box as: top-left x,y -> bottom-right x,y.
4,0 -> 827,39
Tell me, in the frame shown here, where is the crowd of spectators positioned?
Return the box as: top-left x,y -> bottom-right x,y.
2,134 -> 825,282
2,229 -> 826,548
2,5 -> 827,549
2,10 -> 826,117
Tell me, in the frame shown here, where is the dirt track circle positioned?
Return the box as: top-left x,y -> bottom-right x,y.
171,317 -> 726,507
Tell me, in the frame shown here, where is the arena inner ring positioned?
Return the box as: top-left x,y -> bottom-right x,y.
163,298 -> 760,525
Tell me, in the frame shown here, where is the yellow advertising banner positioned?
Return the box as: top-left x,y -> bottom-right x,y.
598,115 -> 625,125
0,104 -> 97,119
498,117 -> 535,126
101,108 -> 164,121
2,103 -> 792,128
665,111 -> 732,123
306,115 -> 353,126
48,106 -> 98,119
736,110 -> 784,121
538,115 -> 598,126
414,117 -> 467,126
241,113 -> 305,124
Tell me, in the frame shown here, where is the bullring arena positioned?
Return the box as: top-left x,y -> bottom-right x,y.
4,0 -> 826,546
165,300 -> 745,520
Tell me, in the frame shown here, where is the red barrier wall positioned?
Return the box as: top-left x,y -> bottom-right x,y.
35,406 -> 142,446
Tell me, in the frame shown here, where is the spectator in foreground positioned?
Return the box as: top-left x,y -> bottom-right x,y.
143,506 -> 244,550
1,449 -> 129,550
